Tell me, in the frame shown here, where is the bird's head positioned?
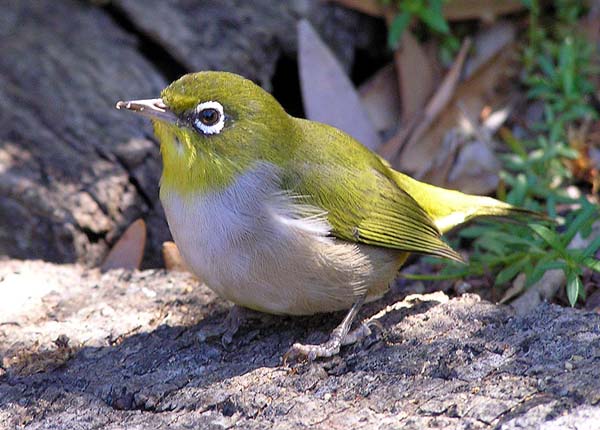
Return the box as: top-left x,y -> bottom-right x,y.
117,71 -> 294,193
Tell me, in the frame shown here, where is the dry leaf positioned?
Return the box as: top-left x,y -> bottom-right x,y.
327,0 -> 524,22
566,121 -> 600,194
499,273 -> 527,304
445,139 -> 501,194
464,22 -> 516,79
585,288 -> 600,312
381,38 -> 471,165
298,19 -> 380,150
417,104 -> 508,193
325,0 -> 386,17
395,31 -> 435,123
101,218 -> 146,272
416,128 -> 463,188
358,63 -> 401,134
378,115 -> 420,160
581,3 -> 600,46
396,40 -> 515,176
162,241 -> 191,273
510,269 -> 566,315
443,0 -> 524,23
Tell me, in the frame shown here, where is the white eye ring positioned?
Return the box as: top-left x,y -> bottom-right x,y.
194,101 -> 225,135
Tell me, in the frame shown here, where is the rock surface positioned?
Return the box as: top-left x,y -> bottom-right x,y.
1,259 -> 599,429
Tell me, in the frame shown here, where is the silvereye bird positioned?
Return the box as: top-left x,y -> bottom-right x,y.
117,71 -> 536,361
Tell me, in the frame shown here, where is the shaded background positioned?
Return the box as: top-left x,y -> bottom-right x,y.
0,0 -> 385,267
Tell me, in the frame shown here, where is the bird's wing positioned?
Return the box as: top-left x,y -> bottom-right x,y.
282,120 -> 463,262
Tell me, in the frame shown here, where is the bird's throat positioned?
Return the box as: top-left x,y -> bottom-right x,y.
155,120 -> 244,195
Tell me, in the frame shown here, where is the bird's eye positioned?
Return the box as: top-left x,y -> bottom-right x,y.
193,101 -> 225,135
199,108 -> 219,126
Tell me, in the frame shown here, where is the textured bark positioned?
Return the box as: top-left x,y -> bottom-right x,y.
0,0 -> 167,266
1,260 -> 599,429
0,0 -> 380,267
112,0 -> 379,88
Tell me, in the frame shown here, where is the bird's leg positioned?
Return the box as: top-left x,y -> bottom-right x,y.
284,295 -> 376,362
197,305 -> 262,346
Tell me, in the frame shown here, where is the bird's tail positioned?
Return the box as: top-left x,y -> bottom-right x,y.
391,171 -> 546,234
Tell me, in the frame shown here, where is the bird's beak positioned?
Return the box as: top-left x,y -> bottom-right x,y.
115,98 -> 178,124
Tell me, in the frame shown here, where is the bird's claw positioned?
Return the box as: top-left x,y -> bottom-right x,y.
283,321 -> 382,365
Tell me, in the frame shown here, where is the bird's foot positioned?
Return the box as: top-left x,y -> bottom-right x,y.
197,305 -> 262,347
283,295 -> 380,363
284,320 -> 382,363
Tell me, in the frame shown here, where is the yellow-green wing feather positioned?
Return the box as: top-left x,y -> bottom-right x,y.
284,119 -> 463,262
388,166 -> 546,234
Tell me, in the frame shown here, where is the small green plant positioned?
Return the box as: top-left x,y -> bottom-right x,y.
383,0 -> 456,52
406,0 -> 600,306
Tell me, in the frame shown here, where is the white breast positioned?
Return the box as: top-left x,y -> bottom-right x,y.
160,163 -> 400,315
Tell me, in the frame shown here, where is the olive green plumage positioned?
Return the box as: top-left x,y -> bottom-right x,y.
116,70 -> 543,357
155,71 -> 533,263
